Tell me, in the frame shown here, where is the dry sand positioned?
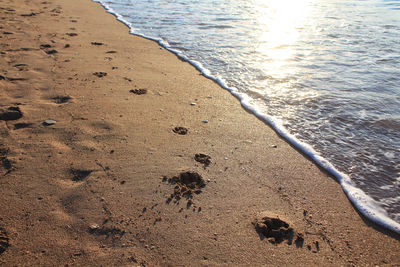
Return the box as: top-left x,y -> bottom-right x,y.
0,0 -> 399,266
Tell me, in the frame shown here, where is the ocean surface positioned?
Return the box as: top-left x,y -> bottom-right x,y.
94,0 -> 400,233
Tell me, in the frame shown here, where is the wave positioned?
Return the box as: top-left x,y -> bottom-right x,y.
92,0 -> 400,235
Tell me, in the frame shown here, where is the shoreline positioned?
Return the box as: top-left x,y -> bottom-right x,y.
94,0 -> 400,235
0,0 -> 399,266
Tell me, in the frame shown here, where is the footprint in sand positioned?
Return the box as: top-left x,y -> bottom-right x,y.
21,12 -> 38,17
0,106 -> 23,121
0,227 -> 10,255
39,44 -> 57,54
88,224 -> 125,239
172,126 -> 188,135
163,171 -> 206,206
253,212 -> 304,248
0,148 -> 11,175
69,168 -> 92,182
40,44 -> 52,49
13,63 -> 28,71
194,153 -> 211,167
129,88 -> 147,95
51,95 -> 71,104
14,122 -> 33,129
45,49 -> 57,55
93,72 -> 107,78
0,75 -> 28,82
1,157 -> 11,171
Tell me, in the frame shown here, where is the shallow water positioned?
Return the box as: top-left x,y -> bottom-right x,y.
95,0 -> 400,232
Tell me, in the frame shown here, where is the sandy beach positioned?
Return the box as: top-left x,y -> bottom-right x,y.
0,0 -> 399,265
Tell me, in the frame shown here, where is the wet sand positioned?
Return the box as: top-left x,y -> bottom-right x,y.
0,0 -> 399,265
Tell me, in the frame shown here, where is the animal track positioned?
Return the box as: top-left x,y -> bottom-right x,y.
253,214 -> 304,247
194,153 -> 211,166
163,171 -> 206,204
172,126 -> 188,135
129,89 -> 147,95
93,72 -> 107,78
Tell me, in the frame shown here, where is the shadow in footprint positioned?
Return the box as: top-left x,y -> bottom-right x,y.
14,122 -> 33,129
88,224 -> 125,239
69,168 -> 92,182
129,89 -> 147,95
0,227 -> 10,255
45,49 -> 58,55
254,216 -> 294,244
93,72 -> 107,78
40,44 -> 51,49
14,63 -> 28,71
0,107 -> 23,121
173,126 -> 188,135
52,96 -> 71,104
1,157 -> 11,171
163,171 -> 205,205
195,153 -> 211,167
253,214 -> 304,247
21,12 -> 38,17
295,234 -> 304,248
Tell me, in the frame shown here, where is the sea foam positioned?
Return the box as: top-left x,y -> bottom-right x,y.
92,0 -> 400,235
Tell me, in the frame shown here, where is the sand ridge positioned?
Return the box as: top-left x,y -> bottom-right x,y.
0,0 -> 399,266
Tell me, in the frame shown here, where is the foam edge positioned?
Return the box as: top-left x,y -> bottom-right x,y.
93,0 -> 400,235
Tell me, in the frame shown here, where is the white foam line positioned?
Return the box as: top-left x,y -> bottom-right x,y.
92,0 -> 400,235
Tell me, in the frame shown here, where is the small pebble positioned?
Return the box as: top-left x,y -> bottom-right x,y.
43,119 -> 56,126
89,224 -> 99,231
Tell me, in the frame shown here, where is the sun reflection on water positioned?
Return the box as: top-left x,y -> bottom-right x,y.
255,0 -> 314,79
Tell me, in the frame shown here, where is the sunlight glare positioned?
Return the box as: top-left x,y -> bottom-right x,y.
255,0 -> 314,78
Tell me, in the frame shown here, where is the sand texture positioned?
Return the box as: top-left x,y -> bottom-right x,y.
0,0 -> 399,266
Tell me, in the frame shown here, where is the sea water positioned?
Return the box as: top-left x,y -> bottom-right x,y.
93,0 -> 400,233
